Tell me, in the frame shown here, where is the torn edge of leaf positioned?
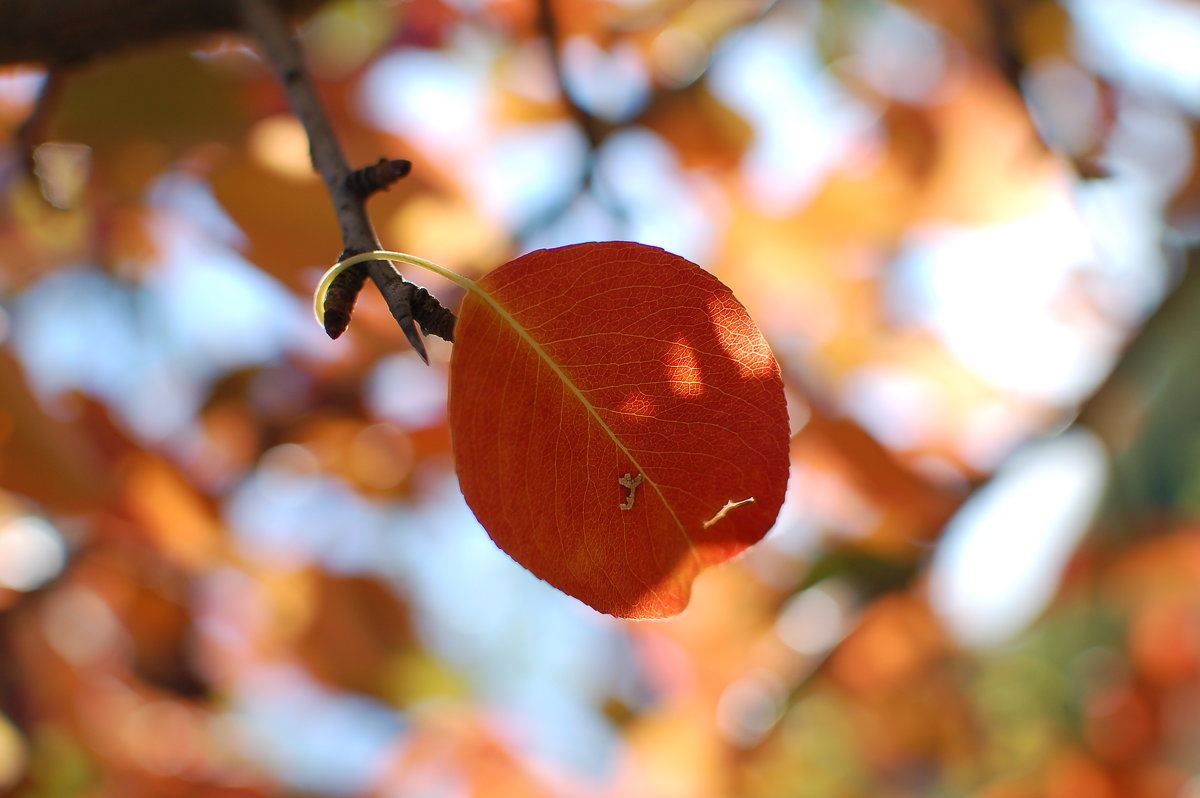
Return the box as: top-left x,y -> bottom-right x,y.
702,498 -> 755,529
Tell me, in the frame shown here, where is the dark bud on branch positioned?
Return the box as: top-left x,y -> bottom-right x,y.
346,158 -> 412,199
322,259 -> 369,339
321,248 -> 458,347
412,286 -> 456,343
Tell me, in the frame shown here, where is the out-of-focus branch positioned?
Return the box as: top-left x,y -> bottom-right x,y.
984,0 -> 1028,97
525,0 -> 628,241
536,0 -> 607,152
238,0 -> 454,357
0,0 -> 323,66
984,0 -> 1112,179
524,0 -> 777,239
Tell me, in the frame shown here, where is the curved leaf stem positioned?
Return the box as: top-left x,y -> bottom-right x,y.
314,250 -> 475,327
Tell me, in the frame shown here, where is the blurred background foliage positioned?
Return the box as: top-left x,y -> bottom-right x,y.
2,0 -> 1200,795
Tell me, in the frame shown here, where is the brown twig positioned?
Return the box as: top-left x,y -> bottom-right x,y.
238,0 -> 455,358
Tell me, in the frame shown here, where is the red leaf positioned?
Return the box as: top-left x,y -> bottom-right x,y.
448,242 -> 790,618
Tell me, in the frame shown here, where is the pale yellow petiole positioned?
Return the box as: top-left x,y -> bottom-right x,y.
312,250 -> 477,328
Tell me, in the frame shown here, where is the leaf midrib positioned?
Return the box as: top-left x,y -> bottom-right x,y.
467,280 -> 693,547
315,249 -> 698,556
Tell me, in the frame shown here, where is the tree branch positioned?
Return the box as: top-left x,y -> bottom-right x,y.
0,0 -> 322,66
346,157 -> 412,199
238,0 -> 454,358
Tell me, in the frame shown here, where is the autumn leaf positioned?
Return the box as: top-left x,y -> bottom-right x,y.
447,242 -> 790,619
